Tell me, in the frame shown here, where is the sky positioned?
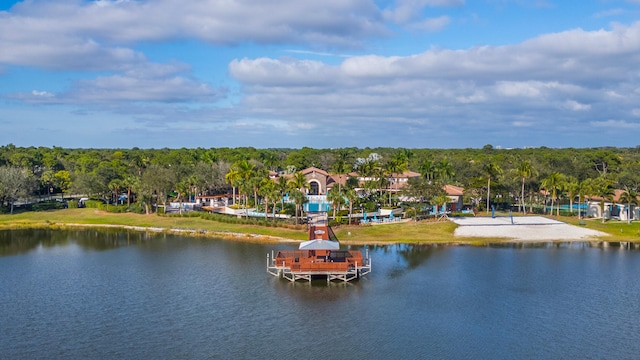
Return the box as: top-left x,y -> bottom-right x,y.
1,0 -> 640,150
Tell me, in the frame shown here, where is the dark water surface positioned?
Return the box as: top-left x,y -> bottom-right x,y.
1,229 -> 639,359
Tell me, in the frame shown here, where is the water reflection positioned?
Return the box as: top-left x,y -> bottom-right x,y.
486,241 -> 640,250
1,229 -> 639,360
272,278 -> 362,301
0,229 -> 160,256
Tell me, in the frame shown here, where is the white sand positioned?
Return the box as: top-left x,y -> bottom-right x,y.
451,216 -> 608,241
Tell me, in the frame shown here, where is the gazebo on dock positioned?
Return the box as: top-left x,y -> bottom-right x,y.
266,212 -> 371,282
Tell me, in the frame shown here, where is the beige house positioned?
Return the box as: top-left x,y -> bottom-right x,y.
588,189 -> 639,221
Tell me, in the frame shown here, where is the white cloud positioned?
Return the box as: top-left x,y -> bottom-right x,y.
225,21 -> 640,145
408,16 -> 451,32
564,100 -> 591,111
0,0 -> 389,72
592,8 -> 625,18
383,0 -> 461,30
229,57 -> 338,86
590,119 -> 640,129
9,63 -> 222,104
31,90 -> 54,97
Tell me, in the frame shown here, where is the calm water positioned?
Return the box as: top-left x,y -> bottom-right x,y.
1,229 -> 639,359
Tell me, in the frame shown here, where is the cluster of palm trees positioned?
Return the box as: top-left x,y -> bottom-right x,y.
485,159 -> 639,224
539,173 -> 638,223
222,152 -> 415,225
223,160 -> 314,224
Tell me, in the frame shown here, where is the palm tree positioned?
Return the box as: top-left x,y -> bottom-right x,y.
236,160 -> 255,211
344,189 -> 358,225
122,175 -> 139,207
386,156 -> 407,206
618,186 -> 638,224
289,189 -> 307,225
433,194 -> 450,221
260,151 -> 279,172
225,167 -> 240,206
515,160 -> 536,214
108,179 -> 122,205
175,180 -> 190,215
276,176 -> 288,208
226,160 -> 254,209
541,172 -> 565,216
289,171 -> 308,193
591,176 -> 615,223
238,180 -> 253,217
331,150 -> 351,195
482,161 -> 502,213
259,179 -> 277,220
41,169 -> 55,200
248,170 -> 266,208
578,178 -> 594,220
562,176 -> 580,215
419,159 -> 435,182
327,186 -> 345,220
186,174 -> 201,203
435,158 -> 454,184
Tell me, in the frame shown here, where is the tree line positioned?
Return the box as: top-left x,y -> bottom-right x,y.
1,144 -> 639,221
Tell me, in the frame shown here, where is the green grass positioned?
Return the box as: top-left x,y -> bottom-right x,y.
562,216 -> 640,241
334,220 -> 472,244
0,208 -> 308,241
2,208 -> 637,244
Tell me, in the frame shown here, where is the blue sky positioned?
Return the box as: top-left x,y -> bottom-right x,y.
2,0 -> 640,149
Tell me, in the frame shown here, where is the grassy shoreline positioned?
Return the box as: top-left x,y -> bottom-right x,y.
1,208 -> 638,244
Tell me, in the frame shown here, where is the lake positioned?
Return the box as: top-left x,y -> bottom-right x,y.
1,229 -> 639,359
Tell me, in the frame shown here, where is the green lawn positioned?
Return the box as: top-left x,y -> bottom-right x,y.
1,208 -> 638,244
0,209 -> 309,241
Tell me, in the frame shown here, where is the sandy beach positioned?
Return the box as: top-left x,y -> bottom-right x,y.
451,216 -> 609,241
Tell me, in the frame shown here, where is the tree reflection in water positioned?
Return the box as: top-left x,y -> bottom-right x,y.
0,229 -> 159,256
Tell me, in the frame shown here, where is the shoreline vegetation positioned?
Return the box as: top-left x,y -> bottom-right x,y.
1,208 -> 639,244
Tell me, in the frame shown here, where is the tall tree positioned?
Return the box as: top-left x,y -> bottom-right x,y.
344,188 -> 358,225
53,170 -> 72,200
289,172 -> 308,193
225,167 -> 240,206
386,156 -> 407,206
276,176 -> 289,208
619,187 -> 639,224
122,175 -> 139,207
419,159 -> 435,182
482,161 -> 502,213
578,178 -> 594,220
434,158 -> 455,184
288,189 -> 307,225
541,172 -> 565,216
0,166 -> 35,214
331,150 -> 351,195
515,160 -> 536,214
591,176 -> 615,223
327,186 -> 345,220
563,176 -> 580,215
174,180 -> 190,215
108,179 -> 122,205
41,169 -> 56,199
259,179 -> 277,220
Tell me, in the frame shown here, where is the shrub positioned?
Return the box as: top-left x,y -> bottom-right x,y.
84,200 -> 103,209
32,200 -> 66,211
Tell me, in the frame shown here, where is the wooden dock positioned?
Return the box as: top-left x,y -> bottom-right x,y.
267,248 -> 371,282
266,212 -> 371,282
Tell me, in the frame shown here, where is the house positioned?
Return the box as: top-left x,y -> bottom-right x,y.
299,167 -> 329,195
443,185 -> 464,211
588,189 -> 640,221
